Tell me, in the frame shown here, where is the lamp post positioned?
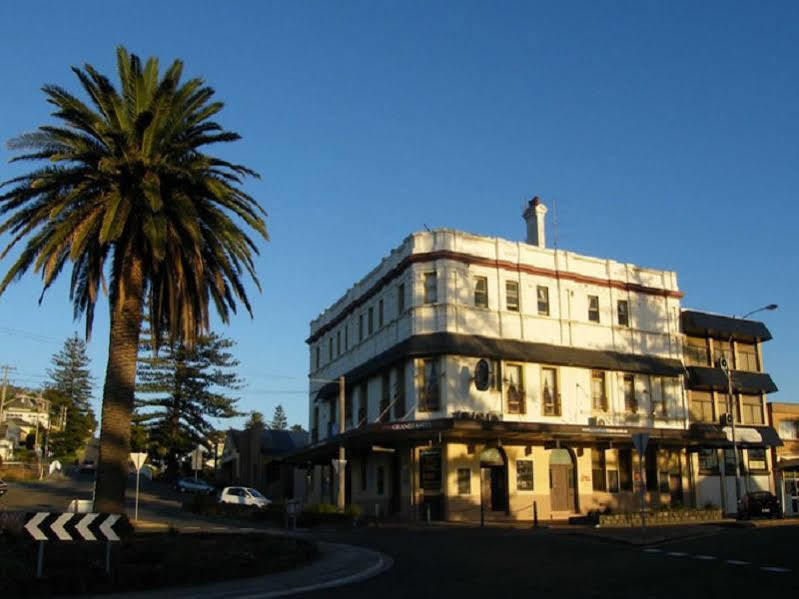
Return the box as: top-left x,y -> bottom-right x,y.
722,304 -> 777,511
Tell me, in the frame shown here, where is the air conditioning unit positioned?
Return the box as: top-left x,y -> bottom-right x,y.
720,413 -> 733,426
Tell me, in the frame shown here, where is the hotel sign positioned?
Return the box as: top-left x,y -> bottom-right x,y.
580,427 -> 630,436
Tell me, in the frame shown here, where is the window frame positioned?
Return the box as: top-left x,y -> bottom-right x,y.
423,272 -> 437,304
457,468 -> 471,495
358,314 -> 364,342
541,366 -> 560,416
505,363 -> 525,414
588,295 -> 600,323
418,358 -> 440,412
368,306 -> 374,335
394,363 -> 406,419
506,280 -> 519,312
380,372 -> 391,423
537,285 -> 550,316
623,374 -> 637,414
378,299 -> 384,328
698,448 -> 719,474
617,299 -> 629,327
398,282 -> 405,315
474,275 -> 488,309
591,370 -> 607,412
592,449 -> 607,492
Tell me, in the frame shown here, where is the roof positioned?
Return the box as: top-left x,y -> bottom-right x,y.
681,310 -> 773,343
228,428 -> 309,457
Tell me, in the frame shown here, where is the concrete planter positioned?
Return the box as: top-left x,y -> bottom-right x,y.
598,508 -> 722,527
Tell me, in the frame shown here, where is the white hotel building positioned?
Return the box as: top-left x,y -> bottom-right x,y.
296,199 -> 780,521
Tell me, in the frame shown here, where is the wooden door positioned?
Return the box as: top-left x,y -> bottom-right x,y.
550,465 -> 570,511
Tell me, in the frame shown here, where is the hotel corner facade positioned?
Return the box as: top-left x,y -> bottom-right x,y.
296,199 -> 780,521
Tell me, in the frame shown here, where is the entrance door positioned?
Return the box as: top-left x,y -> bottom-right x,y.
489,466 -> 507,511
549,449 -> 576,512
479,447 -> 508,515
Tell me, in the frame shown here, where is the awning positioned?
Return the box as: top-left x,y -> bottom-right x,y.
688,423 -> 782,448
685,366 -> 778,394
681,310 -> 772,343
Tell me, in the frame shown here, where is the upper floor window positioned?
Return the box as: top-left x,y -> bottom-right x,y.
315,346 -> 320,370
655,377 -> 669,417
344,325 -> 348,351
623,374 -> 637,414
506,281 -> 519,312
698,448 -> 719,474
741,394 -> 763,425
684,337 -> 709,366
748,448 -> 767,472
505,363 -> 525,414
474,276 -> 488,308
368,306 -> 374,335
591,370 -> 607,411
541,367 -> 560,416
394,363 -> 406,419
737,344 -> 758,372
779,420 -> 799,440
328,337 -> 333,361
689,391 -> 714,423
336,331 -> 341,356
380,372 -> 391,422
537,286 -> 550,316
588,295 -> 600,323
358,384 -> 368,427
358,314 -> 364,342
418,358 -> 440,412
398,283 -> 405,314
617,300 -> 629,327
378,299 -> 384,328
312,406 -> 319,442
423,272 -> 437,304
713,339 -> 733,367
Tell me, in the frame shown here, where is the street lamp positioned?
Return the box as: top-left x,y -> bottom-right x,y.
722,303 -> 778,511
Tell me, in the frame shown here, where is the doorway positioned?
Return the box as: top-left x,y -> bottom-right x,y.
480,447 -> 508,513
549,448 -> 576,512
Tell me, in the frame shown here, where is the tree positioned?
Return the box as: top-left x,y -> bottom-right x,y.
0,48 -> 268,512
46,334 -> 97,461
290,424 -> 305,433
270,404 -> 287,430
135,328 -> 242,475
245,411 -> 264,429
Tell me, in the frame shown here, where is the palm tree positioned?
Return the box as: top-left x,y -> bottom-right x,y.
0,47 -> 268,513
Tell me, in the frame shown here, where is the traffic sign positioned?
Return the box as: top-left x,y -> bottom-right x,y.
632,432 -> 649,455
24,512 -> 128,542
130,452 -> 147,471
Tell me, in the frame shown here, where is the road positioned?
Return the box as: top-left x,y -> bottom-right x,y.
2,476 -> 797,598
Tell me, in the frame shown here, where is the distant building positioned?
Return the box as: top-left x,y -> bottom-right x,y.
1,395 -> 52,430
219,425 -> 309,501
767,402 -> 799,515
295,198 -> 780,521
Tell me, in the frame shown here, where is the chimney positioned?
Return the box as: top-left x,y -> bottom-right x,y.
522,196 -> 547,247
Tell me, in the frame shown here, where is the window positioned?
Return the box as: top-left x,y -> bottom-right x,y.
607,469 -> 620,493
741,394 -> 763,425
658,470 -> 670,494
592,449 -> 607,492
315,346 -> 320,369
506,281 -> 519,312
376,466 -> 385,495
368,307 -> 374,335
474,276 -> 488,308
419,448 -> 442,491
617,300 -> 629,327
646,446 -> 658,492
713,339 -> 733,366
336,330 -> 341,356
698,448 -> 719,474
516,460 -> 534,491
328,337 -> 333,361
394,364 -> 406,419
779,420 -> 799,440
747,448 -> 767,472
737,344 -> 758,371
623,375 -> 637,414
689,391 -> 714,423
380,372 -> 390,422
541,367 -> 559,416
591,371 -> 607,411
344,325 -> 348,351
684,337 -> 710,366
506,363 -> 525,414
418,359 -> 440,411
724,449 -> 743,476
588,295 -> 600,323
618,449 -> 633,491
312,406 -> 319,442
358,314 -> 364,342
398,283 -> 405,314
537,286 -> 550,315
656,377 -> 669,417
457,468 -> 471,495
423,272 -> 437,304
358,384 -> 367,426
378,299 -> 384,328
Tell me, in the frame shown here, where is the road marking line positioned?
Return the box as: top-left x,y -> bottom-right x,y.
693,555 -> 716,560
667,552 -> 687,557
642,548 -> 661,553
760,567 -> 791,573
727,560 -> 749,566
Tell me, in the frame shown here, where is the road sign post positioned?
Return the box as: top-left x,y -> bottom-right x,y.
130,452 -> 148,522
632,433 -> 649,534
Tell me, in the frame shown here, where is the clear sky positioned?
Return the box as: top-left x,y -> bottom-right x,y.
0,1 -> 796,431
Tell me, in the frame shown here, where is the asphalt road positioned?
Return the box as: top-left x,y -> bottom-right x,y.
304,524 -> 799,599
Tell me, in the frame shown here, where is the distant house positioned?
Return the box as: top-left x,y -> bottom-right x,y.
0,437 -> 13,462
0,419 -> 26,448
1,395 -> 52,430
219,425 -> 309,501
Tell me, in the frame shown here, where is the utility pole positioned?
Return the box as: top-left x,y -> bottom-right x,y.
0,365 -> 16,423
337,376 -> 346,512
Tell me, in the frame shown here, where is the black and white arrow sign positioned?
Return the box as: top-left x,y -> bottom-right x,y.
24,512 -> 127,542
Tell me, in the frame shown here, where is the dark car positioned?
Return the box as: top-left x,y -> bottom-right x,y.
175,477 -> 215,494
0,477 -> 7,498
737,491 -> 781,519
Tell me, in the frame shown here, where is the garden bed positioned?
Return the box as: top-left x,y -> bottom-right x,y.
0,531 -> 318,596
598,507 -> 723,527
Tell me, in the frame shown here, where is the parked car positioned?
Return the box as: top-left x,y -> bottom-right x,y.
737,491 -> 781,519
218,486 -> 271,508
79,460 -> 96,474
0,477 -> 7,498
175,477 -> 216,494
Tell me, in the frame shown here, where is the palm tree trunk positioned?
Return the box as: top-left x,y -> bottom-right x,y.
94,252 -> 144,514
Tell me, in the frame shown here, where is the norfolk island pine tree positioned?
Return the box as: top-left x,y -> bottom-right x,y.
0,47 -> 268,513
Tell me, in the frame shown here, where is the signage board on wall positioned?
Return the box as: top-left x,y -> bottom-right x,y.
420,448 -> 442,491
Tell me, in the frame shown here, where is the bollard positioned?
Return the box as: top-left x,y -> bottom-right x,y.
36,541 -> 45,579
533,500 -> 538,528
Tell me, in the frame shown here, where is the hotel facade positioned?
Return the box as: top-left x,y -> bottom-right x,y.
296,199 -> 780,520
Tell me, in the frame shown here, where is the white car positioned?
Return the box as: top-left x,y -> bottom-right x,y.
218,486 -> 271,508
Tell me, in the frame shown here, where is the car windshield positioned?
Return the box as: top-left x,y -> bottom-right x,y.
247,489 -> 265,499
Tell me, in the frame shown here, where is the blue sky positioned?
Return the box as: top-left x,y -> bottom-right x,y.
0,1 -> 796,430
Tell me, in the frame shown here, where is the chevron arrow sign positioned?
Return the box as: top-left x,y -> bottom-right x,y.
24,513 -> 129,542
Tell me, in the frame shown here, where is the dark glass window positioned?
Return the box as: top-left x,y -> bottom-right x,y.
537,286 -> 550,315
619,449 -> 633,491
378,299 -> 384,328
358,314 -> 364,342
617,300 -> 629,326
592,449 -> 607,492
368,307 -> 374,335
698,448 -> 719,474
398,283 -> 405,314
424,272 -> 437,304
506,281 -> 519,311
624,375 -> 637,414
474,276 -> 488,308
588,295 -> 600,323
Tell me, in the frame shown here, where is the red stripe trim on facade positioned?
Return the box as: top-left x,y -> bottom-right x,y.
307,249 -> 684,343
